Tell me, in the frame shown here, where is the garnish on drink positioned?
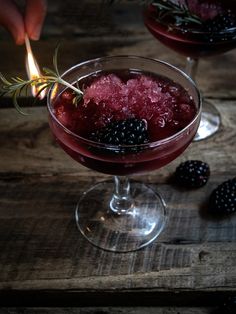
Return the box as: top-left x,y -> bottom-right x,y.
149,0 -> 202,26
0,45 -> 83,114
148,0 -> 236,31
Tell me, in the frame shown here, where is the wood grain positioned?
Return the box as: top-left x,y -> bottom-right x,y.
0,175 -> 235,302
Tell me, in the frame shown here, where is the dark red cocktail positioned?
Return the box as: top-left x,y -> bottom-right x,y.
144,1 -> 236,141
48,58 -> 200,176
144,0 -> 236,58
47,56 -> 201,252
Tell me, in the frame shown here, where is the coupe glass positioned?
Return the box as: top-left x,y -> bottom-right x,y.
144,1 -> 236,141
47,56 -> 201,252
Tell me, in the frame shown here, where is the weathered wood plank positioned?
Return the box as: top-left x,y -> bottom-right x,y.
0,307 -> 215,314
0,176 -> 235,293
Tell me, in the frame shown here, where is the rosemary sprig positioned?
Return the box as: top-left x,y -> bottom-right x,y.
149,0 -> 202,26
106,0 -> 202,26
0,45 -> 83,115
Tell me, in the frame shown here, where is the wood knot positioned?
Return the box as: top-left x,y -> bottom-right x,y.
198,250 -> 210,262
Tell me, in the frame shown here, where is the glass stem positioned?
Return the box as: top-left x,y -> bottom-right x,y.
110,176 -> 133,215
185,57 -> 199,81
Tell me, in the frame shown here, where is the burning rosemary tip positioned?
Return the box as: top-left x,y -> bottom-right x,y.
0,45 -> 84,114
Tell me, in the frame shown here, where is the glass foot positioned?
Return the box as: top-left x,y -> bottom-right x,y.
194,100 -> 221,141
75,180 -> 167,252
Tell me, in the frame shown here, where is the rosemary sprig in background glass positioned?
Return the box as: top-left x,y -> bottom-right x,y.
107,0 -> 202,26
150,0 -> 202,26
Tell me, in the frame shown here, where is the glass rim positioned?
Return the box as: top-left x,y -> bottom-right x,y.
156,21 -> 236,36
47,55 -> 202,149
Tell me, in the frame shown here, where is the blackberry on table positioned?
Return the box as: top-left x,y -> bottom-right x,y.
174,160 -> 210,188
209,178 -> 236,214
89,118 -> 149,154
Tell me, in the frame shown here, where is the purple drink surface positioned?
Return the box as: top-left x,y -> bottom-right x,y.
50,70 -> 199,175
54,70 -> 196,142
144,0 -> 236,58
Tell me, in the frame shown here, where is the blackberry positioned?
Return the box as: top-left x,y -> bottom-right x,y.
204,11 -> 236,33
89,118 -> 149,154
174,160 -> 210,188
209,178 -> 236,214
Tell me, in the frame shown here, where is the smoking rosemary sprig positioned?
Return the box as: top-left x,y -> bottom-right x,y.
0,45 -> 83,115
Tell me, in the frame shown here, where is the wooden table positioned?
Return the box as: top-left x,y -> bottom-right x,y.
0,1 -> 235,313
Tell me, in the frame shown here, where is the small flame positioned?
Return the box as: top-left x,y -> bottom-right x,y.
25,35 -> 47,99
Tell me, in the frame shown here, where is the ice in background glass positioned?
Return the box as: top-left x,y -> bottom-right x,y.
47,56 -> 201,252
144,0 -> 236,141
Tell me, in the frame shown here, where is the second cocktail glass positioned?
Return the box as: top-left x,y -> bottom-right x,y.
144,0 -> 236,140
